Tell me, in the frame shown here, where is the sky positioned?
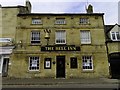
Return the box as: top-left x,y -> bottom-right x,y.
0,0 -> 119,25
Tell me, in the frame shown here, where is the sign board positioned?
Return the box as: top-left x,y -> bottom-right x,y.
41,45 -> 80,51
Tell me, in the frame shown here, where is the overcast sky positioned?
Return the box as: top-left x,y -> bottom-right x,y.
0,0 -> 119,25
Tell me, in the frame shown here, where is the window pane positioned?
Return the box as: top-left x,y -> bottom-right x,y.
116,32 -> 120,40
80,18 -> 89,24
56,30 -> 66,44
29,56 -> 39,71
31,31 -> 40,44
111,32 -> 120,41
111,32 -> 116,40
82,56 -> 93,70
80,31 -> 91,44
55,18 -> 66,24
32,18 -> 42,24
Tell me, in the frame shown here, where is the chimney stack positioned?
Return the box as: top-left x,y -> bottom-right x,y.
86,4 -> 93,14
26,0 -> 32,13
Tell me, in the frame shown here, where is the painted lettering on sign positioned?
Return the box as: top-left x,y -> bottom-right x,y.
41,46 -> 80,51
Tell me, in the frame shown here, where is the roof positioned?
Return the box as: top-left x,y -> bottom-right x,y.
105,24 -> 120,42
105,24 -> 120,33
17,13 -> 104,16
2,5 -> 26,8
104,25 -> 114,33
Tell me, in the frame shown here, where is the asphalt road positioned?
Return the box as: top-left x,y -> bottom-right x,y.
2,83 -> 120,89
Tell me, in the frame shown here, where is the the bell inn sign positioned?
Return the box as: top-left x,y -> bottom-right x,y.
41,45 -> 80,51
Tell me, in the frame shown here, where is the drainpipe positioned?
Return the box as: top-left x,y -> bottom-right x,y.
105,41 -> 112,78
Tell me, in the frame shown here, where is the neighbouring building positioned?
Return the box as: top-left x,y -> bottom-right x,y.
0,1 -> 110,78
0,0 -> 31,76
105,24 -> 120,79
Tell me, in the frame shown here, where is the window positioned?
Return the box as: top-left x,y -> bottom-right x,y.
29,56 -> 39,71
55,18 -> 66,24
32,18 -> 42,24
44,58 -> 51,69
80,18 -> 89,24
111,32 -> 120,41
70,57 -> 78,69
80,31 -> 91,44
31,31 -> 40,44
0,38 -> 12,42
55,30 -> 66,44
82,56 -> 93,70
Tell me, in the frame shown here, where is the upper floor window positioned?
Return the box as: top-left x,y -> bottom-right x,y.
80,18 -> 89,24
31,31 -> 40,44
29,56 -> 39,71
55,30 -> 66,44
82,56 -> 93,71
32,18 -> 42,24
55,18 -> 66,24
110,32 -> 120,41
80,30 -> 91,44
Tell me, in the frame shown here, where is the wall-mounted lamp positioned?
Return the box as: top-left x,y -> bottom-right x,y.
44,29 -> 51,45
18,40 -> 22,48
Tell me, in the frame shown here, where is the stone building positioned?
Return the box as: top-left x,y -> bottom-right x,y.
0,0 -> 31,76
0,1 -> 109,78
105,24 -> 120,79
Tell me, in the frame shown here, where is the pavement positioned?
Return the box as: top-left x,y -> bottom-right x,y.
2,77 -> 120,85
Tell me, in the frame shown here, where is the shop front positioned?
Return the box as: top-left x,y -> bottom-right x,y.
0,46 -> 14,77
41,45 -> 80,78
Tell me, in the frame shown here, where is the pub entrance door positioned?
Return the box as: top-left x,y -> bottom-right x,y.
56,56 -> 65,78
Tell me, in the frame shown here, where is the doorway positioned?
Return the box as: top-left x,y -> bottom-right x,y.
2,58 -> 9,77
109,53 -> 120,79
56,56 -> 65,78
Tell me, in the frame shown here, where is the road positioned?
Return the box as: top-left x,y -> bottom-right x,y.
2,83 -> 120,89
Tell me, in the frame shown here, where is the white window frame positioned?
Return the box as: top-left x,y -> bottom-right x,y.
55,18 -> 66,24
80,30 -> 91,44
80,18 -> 89,24
32,18 -> 42,24
110,32 -> 120,41
29,56 -> 40,71
31,31 -> 40,44
82,56 -> 93,71
55,30 -> 66,44
0,38 -> 12,42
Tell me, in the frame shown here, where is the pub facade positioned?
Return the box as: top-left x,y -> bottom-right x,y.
1,1 -> 109,78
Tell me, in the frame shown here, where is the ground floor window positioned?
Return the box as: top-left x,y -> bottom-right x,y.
82,56 -> 93,70
29,56 -> 39,71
